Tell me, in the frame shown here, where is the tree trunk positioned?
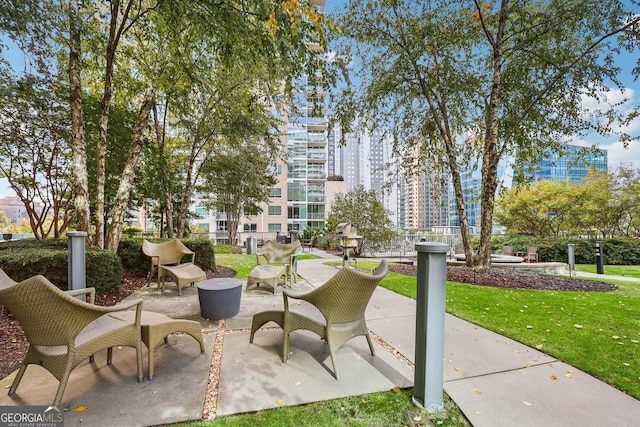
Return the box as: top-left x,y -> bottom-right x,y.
176,142 -> 209,238
477,0 -> 509,268
105,85 -> 156,252
68,0 -> 92,245
153,100 -> 174,238
95,0 -> 135,248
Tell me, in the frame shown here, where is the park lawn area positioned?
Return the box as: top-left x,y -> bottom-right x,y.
215,253 -> 319,279
181,388 -> 466,427
573,264 -> 640,279
380,265 -> 640,401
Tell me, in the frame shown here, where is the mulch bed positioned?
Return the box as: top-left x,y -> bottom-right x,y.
0,263 -> 615,380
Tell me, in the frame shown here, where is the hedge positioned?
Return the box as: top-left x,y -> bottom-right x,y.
0,237 -> 216,293
492,236 -> 640,265
0,243 -> 122,293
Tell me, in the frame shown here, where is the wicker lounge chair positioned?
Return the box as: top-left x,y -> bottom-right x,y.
256,239 -> 302,285
250,260 -> 388,379
0,273 -> 144,406
142,239 -> 206,295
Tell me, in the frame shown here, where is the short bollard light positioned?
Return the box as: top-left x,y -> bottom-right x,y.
67,231 -> 87,300
413,242 -> 448,413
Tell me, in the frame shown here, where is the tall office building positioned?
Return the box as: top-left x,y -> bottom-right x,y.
401,142 -> 606,233
519,144 -> 608,183
331,125 -> 399,227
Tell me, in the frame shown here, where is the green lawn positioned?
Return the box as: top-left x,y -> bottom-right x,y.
381,264 -> 640,401
573,264 -> 640,279
201,255 -> 640,426
179,388 -> 466,427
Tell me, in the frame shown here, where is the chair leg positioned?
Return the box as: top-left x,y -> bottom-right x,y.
8,363 -> 28,395
52,370 -> 72,407
326,340 -> 341,380
107,347 -> 113,365
136,341 -> 144,383
365,333 -> 376,356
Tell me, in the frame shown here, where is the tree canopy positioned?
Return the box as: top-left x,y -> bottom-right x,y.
331,0 -> 640,267
327,185 -> 395,255
495,167 -> 640,238
0,0 -> 336,251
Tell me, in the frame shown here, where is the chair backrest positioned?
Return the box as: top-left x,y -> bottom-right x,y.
0,275 -> 104,347
527,247 -> 538,255
304,260 -> 388,324
260,240 -> 302,264
0,268 -> 16,290
502,245 -> 513,256
142,239 -> 191,265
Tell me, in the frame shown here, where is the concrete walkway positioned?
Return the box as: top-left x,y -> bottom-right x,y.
1,249 -> 639,426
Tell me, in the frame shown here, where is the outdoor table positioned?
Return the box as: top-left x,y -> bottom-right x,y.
197,278 -> 242,320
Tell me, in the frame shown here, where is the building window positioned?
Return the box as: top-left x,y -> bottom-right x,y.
268,223 -> 282,232
268,206 -> 282,216
269,187 -> 282,198
243,223 -> 257,232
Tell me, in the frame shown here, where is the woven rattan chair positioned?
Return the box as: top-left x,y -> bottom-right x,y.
256,239 -> 303,284
250,260 -> 388,379
0,274 -> 144,406
142,239 -> 205,294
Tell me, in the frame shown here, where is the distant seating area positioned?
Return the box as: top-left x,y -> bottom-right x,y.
517,246 -> 539,263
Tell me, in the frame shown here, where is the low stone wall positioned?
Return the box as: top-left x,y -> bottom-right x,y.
446,260 -> 566,275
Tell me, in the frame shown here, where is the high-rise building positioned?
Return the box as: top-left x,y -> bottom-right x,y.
519,144 -> 608,183
402,143 -> 606,233
331,125 -> 399,227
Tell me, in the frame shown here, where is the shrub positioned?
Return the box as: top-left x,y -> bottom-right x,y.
491,236 -> 640,265
0,245 -> 122,293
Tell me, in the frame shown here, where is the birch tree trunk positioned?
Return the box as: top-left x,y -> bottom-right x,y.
94,0 -> 134,248
105,85 -> 155,252
477,0 -> 509,268
68,0 -> 92,245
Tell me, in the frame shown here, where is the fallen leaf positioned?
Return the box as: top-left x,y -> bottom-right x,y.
550,375 -> 557,380
276,399 -> 283,405
294,381 -> 301,386
574,324 -> 583,329
612,336 -> 620,340
455,367 -> 462,372
566,371 -> 574,378
413,416 -> 423,422
74,406 -> 88,412
535,344 -> 544,350
476,389 -> 482,394
392,386 -> 401,394
523,401 -> 533,407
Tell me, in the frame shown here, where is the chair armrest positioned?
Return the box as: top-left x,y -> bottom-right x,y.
92,297 -> 144,315
65,287 -> 96,304
256,253 -> 269,265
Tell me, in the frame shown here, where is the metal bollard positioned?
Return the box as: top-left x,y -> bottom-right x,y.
413,242 -> 448,413
67,231 -> 87,300
568,244 -> 575,278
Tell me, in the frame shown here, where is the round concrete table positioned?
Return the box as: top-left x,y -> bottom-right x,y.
197,278 -> 242,320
